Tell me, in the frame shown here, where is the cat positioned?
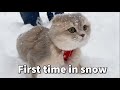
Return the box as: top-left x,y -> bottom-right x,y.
16,13 -> 91,78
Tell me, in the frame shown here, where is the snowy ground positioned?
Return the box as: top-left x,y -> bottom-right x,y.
0,12 -> 119,78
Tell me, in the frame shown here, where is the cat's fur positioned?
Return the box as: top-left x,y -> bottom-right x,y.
16,13 -> 91,78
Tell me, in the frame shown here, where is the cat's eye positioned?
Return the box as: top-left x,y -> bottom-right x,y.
83,25 -> 88,31
68,27 -> 76,33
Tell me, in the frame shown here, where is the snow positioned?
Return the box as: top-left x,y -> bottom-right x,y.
0,12 -> 119,78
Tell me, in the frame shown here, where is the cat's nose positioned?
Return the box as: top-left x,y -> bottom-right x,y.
80,34 -> 85,37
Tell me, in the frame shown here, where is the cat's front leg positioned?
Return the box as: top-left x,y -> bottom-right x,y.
66,48 -> 82,69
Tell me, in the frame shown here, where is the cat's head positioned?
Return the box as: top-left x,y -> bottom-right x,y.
49,13 -> 91,51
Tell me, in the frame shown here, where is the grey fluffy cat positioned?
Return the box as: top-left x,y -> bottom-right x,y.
16,13 -> 91,78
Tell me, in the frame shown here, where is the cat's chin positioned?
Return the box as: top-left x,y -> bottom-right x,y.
78,39 -> 89,48
58,43 -> 86,51
60,48 -> 77,51
55,43 -> 79,51
53,37 -> 89,51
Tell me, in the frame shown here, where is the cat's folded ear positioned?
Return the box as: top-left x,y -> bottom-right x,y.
51,13 -> 85,24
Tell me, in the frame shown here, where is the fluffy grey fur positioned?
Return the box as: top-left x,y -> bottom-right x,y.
16,13 -> 91,78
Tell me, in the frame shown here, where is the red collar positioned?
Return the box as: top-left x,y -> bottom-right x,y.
63,50 -> 74,61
